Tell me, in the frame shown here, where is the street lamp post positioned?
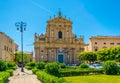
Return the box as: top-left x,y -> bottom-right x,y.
15,21 -> 26,72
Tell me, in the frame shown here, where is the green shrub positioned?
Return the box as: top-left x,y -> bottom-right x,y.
6,69 -> 14,76
32,68 -> 39,74
6,62 -> 15,67
0,72 -> 10,83
59,68 -> 103,77
103,61 -> 119,75
9,66 -> 17,70
25,62 -> 36,69
60,63 -> 66,68
0,60 -> 7,71
36,62 -> 45,69
45,62 -> 60,76
25,66 -> 33,70
79,63 -> 89,68
26,62 -> 36,67
36,71 -> 69,83
0,77 -> 4,83
6,62 -> 17,70
119,68 -> 120,74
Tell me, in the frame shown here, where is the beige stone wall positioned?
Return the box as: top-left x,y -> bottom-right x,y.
84,44 -> 89,52
34,12 -> 84,64
88,36 -> 120,52
0,32 -> 17,61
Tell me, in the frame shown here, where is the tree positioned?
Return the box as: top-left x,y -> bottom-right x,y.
78,52 -> 97,63
96,48 -> 110,61
15,52 -> 31,63
96,46 -> 120,62
110,47 -> 120,62
78,52 -> 86,61
87,52 -> 97,63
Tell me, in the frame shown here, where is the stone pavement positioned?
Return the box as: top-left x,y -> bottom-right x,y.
8,68 -> 42,83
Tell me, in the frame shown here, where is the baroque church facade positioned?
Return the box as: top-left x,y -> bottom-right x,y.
34,12 -> 84,64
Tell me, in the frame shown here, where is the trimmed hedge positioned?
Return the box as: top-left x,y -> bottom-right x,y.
6,69 -> 14,76
7,62 -> 15,67
25,66 -> 33,70
36,71 -> 69,83
26,62 -> 36,67
36,62 -> 45,69
0,60 -> 7,71
59,68 -> 104,77
25,62 -> 36,70
8,66 -> 17,70
119,68 -> 120,74
59,63 -> 66,68
0,61 -> 15,83
0,72 -> 10,83
6,62 -> 17,70
32,68 -> 39,74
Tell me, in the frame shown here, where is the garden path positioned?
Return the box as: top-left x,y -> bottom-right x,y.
8,68 -> 42,83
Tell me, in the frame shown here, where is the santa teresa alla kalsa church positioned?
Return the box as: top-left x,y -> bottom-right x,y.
34,11 -> 84,64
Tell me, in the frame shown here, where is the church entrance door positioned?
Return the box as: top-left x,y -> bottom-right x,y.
58,54 -> 64,63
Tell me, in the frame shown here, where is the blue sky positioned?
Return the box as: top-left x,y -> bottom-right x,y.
0,0 -> 120,52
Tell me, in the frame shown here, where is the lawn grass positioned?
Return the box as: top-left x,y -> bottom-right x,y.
64,74 -> 120,83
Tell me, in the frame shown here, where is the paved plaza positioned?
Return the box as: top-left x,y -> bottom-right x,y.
8,68 -> 42,83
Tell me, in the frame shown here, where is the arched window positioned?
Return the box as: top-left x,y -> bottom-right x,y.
58,31 -> 62,39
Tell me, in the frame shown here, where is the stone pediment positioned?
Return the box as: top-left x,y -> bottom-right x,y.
53,39 -> 67,44
47,11 -> 72,24
48,17 -> 72,24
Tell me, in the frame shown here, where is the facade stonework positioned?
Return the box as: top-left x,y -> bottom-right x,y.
0,32 -> 18,61
34,12 -> 84,64
85,36 -> 120,52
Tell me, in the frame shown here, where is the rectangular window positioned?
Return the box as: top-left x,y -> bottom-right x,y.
110,43 -> 114,45
117,43 -> 120,45
6,47 -> 8,51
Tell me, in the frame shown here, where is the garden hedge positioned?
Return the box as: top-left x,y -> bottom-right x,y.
0,72 -> 10,83
59,68 -> 104,77
36,70 -> 69,83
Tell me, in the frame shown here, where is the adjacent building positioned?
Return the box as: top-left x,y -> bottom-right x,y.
0,32 -> 18,61
34,12 -> 84,64
13,43 -> 18,54
85,36 -> 120,52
